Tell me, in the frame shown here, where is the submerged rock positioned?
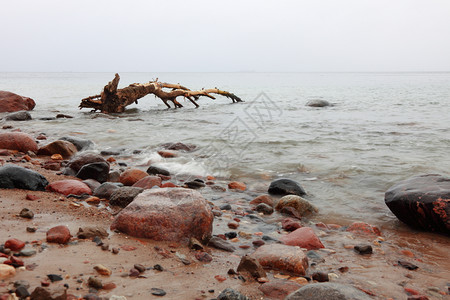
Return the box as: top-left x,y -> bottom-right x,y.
275,195 -> 317,217
132,175 -> 162,189
5,110 -> 32,121
160,142 -> 196,152
0,91 -> 35,112
280,227 -> 325,250
268,179 -> 306,196
146,165 -> 170,176
59,136 -> 94,151
285,282 -> 372,300
111,188 -> 213,243
66,152 -> 108,173
259,279 -> 302,300
306,99 -> 331,107
0,132 -> 38,153
94,182 -> 120,199
0,165 -> 48,191
250,244 -> 309,276
385,174 -> 450,234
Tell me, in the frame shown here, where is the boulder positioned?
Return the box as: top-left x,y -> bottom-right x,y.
0,165 -> 48,191
46,225 -> 72,244
76,162 -> 110,183
275,195 -> 318,217
119,168 -> 148,186
94,182 -> 120,199
46,180 -> 92,196
285,282 -> 372,300
280,227 -> 325,250
385,174 -> 450,234
259,279 -> 302,300
59,136 -> 94,151
306,99 -> 331,107
250,244 -> 309,276
160,142 -> 196,152
146,165 -> 170,176
66,152 -> 107,173
5,111 -> 32,121
132,175 -> 162,189
268,179 -> 306,196
0,132 -> 38,153
110,188 -> 213,243
0,91 -> 35,112
37,140 -> 77,158
109,186 -> 144,207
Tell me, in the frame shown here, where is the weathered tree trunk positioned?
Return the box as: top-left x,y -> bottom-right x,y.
79,73 -> 243,113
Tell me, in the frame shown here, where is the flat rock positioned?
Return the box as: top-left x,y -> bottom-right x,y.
268,178 -> 306,196
5,110 -> 32,121
385,174 -> 450,234
46,179 -> 92,196
280,227 -> 325,250
38,140 -> 77,158
77,226 -> 109,239
0,132 -> 38,153
306,99 -> 331,107
59,136 -> 94,151
259,279 -> 302,300
276,195 -> 317,217
132,175 -> 162,189
76,162 -> 110,183
250,244 -> 309,276
285,282 -> 372,300
111,188 -> 213,243
0,165 -> 48,191
346,222 -> 381,236
109,186 -> 144,207
0,91 -> 35,112
208,236 -> 236,252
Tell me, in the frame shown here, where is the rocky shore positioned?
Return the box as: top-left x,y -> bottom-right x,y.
0,103 -> 449,299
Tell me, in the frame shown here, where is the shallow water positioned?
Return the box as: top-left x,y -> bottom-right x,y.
1,72 -> 450,228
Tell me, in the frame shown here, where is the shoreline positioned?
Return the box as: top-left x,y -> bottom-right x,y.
1,124 -> 449,299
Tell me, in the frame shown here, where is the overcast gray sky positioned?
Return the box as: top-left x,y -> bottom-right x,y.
1,0 -> 450,72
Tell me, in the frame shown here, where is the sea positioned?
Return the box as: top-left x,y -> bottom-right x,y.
1,72 -> 449,231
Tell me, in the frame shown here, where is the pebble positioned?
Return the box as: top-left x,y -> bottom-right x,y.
112,247 -> 120,254
134,264 -> 146,273
150,288 -> 166,296
228,221 -> 239,229
15,285 -> 30,298
153,264 -> 164,272
220,204 -> 232,210
398,260 -> 419,270
214,275 -> 227,282
19,208 -> 34,219
19,249 -> 36,257
254,203 -> 274,215
195,252 -> 212,263
47,274 -> 63,282
26,227 -> 37,233
5,238 -> 26,251
312,271 -> 329,282
94,264 -> 112,276
224,232 -> 237,239
88,276 -> 103,289
129,268 -> 140,277
328,273 -> 339,281
354,245 -> 373,255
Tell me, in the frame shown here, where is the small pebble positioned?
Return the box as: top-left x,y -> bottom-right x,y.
26,227 -> 37,233
151,288 -> 166,296
19,208 -> 34,219
354,245 -> 373,255
134,264 -> 146,273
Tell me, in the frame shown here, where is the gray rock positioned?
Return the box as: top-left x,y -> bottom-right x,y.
59,136 -> 94,151
306,99 -> 330,107
0,165 -> 48,191
286,282 -> 372,300
217,288 -> 250,300
254,203 -> 274,215
208,236 -> 236,252
268,178 -> 306,196
94,182 -> 121,199
76,162 -> 110,183
19,208 -> 34,219
109,186 -> 144,207
5,111 -> 32,121
77,226 -> 109,239
146,165 -> 170,176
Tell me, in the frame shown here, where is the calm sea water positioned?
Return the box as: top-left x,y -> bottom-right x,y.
1,72 -> 449,228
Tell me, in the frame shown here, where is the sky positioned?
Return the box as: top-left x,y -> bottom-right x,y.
1,0 -> 450,72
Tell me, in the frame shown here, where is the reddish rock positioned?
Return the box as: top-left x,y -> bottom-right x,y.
275,195 -> 318,217
4,238 -> 26,251
0,91 -> 35,112
46,180 -> 92,196
0,132 -> 38,153
259,279 -> 302,300
119,168 -> 148,186
250,195 -> 274,207
346,222 -> 381,236
66,153 -> 107,173
195,252 -> 212,262
38,140 -> 77,158
228,181 -> 246,191
251,244 -> 309,276
4,256 -> 24,267
228,221 -> 239,229
46,225 -> 72,244
161,182 -> 177,188
111,188 -> 213,243
160,142 -> 196,152
282,218 -> 302,231
42,160 -> 61,171
157,150 -> 178,158
280,227 -> 324,250
132,175 -> 162,189
26,194 -> 39,201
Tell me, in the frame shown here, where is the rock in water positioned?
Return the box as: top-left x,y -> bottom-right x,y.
66,153 -> 108,173
250,244 -> 309,276
279,227 -> 325,250
0,165 -> 48,191
237,255 -> 266,279
0,132 -> 38,153
5,110 -> 32,121
385,174 -> 450,234
268,179 -> 306,196
76,162 -> 110,183
285,282 -> 372,300
111,188 -> 213,243
37,140 -> 77,158
0,91 -> 35,112
306,99 -> 330,107
275,195 -> 317,216
59,136 -> 94,151
146,165 -> 170,176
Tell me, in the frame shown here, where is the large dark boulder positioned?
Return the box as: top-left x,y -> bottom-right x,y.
286,282 -> 372,300
0,91 -> 35,113
76,162 -> 110,183
59,136 -> 94,151
385,174 -> 450,234
268,178 -> 306,196
0,165 -> 48,191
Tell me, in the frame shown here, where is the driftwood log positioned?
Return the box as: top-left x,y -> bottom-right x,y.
79,73 -> 243,113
